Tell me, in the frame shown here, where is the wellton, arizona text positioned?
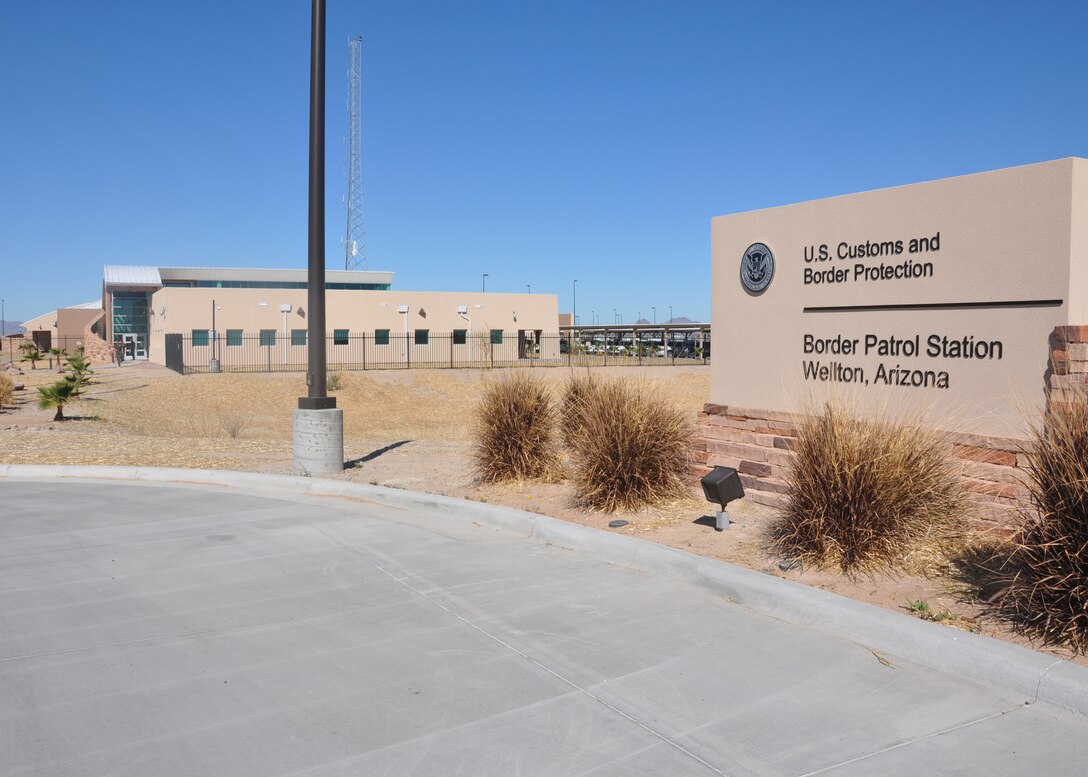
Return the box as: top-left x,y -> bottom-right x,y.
802,333 -> 1004,389
803,232 -> 941,284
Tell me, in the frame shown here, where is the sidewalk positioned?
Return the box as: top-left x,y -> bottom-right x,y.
2,471 -> 1086,776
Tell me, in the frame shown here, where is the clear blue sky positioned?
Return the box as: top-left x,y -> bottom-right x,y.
2,1 -> 1086,324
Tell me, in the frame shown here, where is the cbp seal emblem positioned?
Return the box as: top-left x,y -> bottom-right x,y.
740,243 -> 774,293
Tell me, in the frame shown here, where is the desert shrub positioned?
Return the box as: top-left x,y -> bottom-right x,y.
0,374 -> 13,407
560,372 -> 597,447
474,372 -> 561,483
770,402 -> 966,574
567,378 -> 693,513
327,369 -> 344,391
217,408 -> 254,439
1000,394 -> 1088,650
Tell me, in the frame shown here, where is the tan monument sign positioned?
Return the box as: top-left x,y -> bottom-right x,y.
711,157 -> 1088,438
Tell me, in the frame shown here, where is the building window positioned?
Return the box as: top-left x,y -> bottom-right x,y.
490,329 -> 504,345
226,329 -> 243,347
414,329 -> 429,345
291,329 -> 306,346
259,329 -> 276,347
192,329 -> 209,347
333,329 -> 349,345
453,329 -> 467,345
375,329 -> 390,345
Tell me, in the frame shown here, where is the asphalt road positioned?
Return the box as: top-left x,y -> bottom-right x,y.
2,478 -> 1087,776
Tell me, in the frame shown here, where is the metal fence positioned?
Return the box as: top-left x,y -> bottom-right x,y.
174,330 -> 711,374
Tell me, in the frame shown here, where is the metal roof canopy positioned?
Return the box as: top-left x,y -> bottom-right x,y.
103,265 -> 163,287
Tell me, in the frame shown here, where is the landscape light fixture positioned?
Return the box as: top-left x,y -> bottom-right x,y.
700,466 -> 745,531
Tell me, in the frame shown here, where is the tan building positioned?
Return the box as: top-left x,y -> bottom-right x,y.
101,265 -> 560,368
20,300 -> 103,353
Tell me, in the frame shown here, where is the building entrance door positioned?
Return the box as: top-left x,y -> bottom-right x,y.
121,334 -> 137,361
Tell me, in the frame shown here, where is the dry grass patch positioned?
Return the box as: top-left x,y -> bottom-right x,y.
771,402 -> 967,575
566,377 -> 694,513
1000,394 -> 1088,651
474,372 -> 562,483
0,374 -> 13,408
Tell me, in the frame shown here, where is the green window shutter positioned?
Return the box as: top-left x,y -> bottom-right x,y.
333,329 -> 349,345
192,329 -> 209,347
291,329 -> 307,346
259,329 -> 276,347
490,329 -> 503,345
414,329 -> 429,345
226,330 -> 243,347
374,329 -> 390,345
453,329 -> 467,345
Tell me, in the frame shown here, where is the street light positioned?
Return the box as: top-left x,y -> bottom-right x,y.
482,273 -> 489,293
572,279 -> 577,326
293,0 -> 343,476
652,306 -> 656,324
526,284 -> 531,294
669,305 -> 673,323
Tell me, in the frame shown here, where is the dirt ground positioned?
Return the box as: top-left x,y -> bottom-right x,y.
2,359 -> 1082,666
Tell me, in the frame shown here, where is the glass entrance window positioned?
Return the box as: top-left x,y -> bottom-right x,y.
112,291 -> 151,360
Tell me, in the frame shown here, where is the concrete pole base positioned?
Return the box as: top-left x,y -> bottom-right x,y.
292,408 -> 344,475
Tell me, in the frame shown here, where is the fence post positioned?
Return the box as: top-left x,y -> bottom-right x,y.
450,333 -> 454,369
361,332 -> 367,371
407,333 -> 411,370
267,342 -> 272,373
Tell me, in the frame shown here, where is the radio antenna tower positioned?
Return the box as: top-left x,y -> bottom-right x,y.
344,36 -> 366,271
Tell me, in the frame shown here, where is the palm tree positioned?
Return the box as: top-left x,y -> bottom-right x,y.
48,347 -> 68,368
19,342 -> 43,369
65,353 -> 93,393
37,379 -> 78,421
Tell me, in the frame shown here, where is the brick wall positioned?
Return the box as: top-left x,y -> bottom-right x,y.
1047,325 -> 1088,408
693,325 -> 1088,533
81,314 -> 116,365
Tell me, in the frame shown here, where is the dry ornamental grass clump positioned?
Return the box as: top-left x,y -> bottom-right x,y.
474,372 -> 562,483
560,372 -> 596,448
771,402 -> 966,575
566,377 -> 693,513
1001,395 -> 1088,651
0,373 -> 13,408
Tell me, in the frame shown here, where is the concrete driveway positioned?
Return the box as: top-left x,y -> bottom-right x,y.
2,476 -> 1087,776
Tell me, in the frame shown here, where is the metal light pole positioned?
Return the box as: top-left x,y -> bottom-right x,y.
572,279 -> 577,326
293,0 -> 343,475
669,305 -> 673,323
652,306 -> 656,324
526,284 -> 531,294
482,273 -> 488,293
207,298 -> 220,370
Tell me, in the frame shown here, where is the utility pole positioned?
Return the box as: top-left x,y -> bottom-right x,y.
344,36 -> 366,271
294,0 -> 343,475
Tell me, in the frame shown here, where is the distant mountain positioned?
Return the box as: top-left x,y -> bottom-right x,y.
0,320 -> 24,335
665,316 -> 695,325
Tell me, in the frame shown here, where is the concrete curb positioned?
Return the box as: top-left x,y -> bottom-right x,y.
4,463 -> 1087,718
